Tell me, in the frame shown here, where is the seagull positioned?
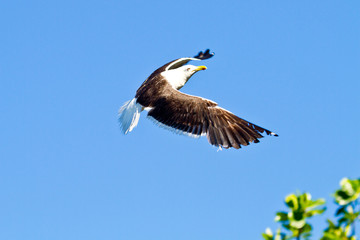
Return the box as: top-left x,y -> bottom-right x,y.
119,49 -> 278,149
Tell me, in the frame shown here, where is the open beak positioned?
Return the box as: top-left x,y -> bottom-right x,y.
195,66 -> 207,71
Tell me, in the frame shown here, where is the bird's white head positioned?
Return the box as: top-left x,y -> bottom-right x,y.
162,65 -> 207,90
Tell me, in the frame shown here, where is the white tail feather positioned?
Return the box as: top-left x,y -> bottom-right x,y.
118,98 -> 142,134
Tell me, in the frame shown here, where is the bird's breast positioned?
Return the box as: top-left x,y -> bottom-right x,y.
160,71 -> 188,90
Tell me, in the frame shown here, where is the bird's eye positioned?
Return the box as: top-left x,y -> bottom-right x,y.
186,68 -> 191,71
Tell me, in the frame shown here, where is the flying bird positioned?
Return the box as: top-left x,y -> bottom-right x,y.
119,49 -> 278,149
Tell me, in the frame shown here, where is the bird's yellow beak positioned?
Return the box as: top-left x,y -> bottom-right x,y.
195,66 -> 207,71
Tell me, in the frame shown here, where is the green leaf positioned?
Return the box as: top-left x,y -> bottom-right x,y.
334,190 -> 352,205
349,178 -> 360,191
338,217 -> 347,225
275,212 -> 288,222
285,194 -> 298,210
341,178 -> 355,194
289,219 -> 306,229
335,206 -> 346,216
302,223 -> 312,233
326,219 -> 336,229
306,208 -> 326,217
299,193 -> 312,206
344,224 -> 351,235
262,233 -> 273,240
335,178 -> 360,205
282,224 -> 291,230
307,198 -> 326,210
293,210 -> 304,221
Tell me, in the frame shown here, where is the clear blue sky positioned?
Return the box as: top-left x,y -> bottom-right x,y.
1,1 -> 359,239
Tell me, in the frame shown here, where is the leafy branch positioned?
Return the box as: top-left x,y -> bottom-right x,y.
262,178 -> 360,240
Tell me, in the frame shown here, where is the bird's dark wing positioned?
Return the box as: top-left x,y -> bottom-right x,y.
147,87 -> 277,149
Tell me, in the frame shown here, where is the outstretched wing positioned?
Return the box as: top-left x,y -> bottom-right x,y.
147,87 -> 278,149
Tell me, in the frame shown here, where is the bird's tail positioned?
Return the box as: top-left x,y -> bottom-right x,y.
118,98 -> 142,134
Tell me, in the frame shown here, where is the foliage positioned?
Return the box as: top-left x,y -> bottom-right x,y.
262,178 -> 360,240
321,178 -> 360,240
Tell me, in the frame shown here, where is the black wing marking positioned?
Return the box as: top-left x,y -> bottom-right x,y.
194,49 -> 215,60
